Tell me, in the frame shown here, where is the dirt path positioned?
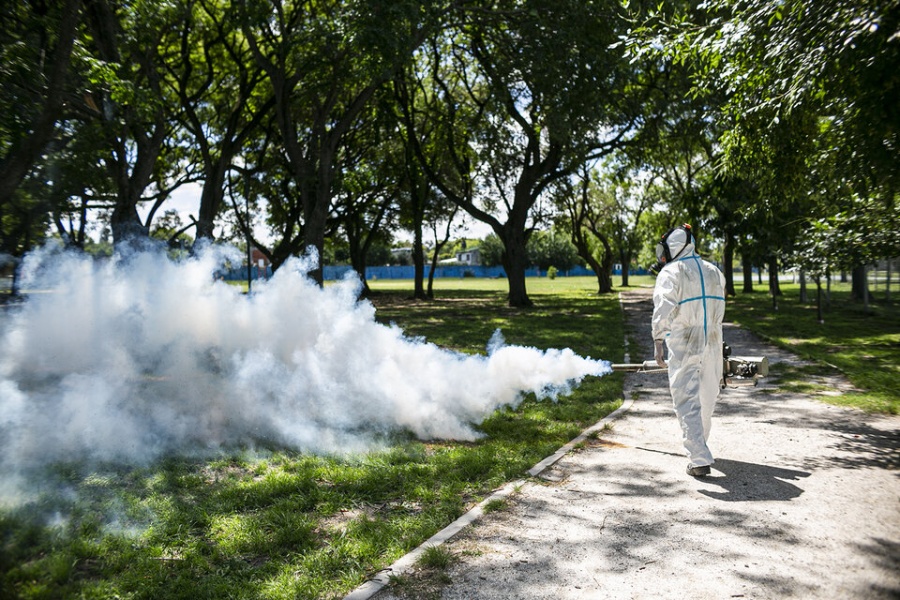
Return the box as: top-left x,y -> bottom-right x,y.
366,287 -> 900,600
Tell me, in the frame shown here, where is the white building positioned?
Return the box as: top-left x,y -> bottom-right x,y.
455,247 -> 481,265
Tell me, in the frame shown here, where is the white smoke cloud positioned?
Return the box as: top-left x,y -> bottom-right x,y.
0,243 -> 610,495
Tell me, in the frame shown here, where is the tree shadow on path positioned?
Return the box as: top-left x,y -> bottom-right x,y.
699,458 -> 811,502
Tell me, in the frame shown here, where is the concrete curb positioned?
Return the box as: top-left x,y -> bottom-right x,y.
343,395 -> 635,600
342,294 -> 636,600
342,478 -> 523,600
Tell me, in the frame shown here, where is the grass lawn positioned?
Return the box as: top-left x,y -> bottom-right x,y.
4,272 -> 895,600
1,276 -> 624,600
616,274 -> 899,414
724,280 -> 900,414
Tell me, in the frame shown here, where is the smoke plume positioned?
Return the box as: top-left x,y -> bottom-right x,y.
0,244 -> 610,498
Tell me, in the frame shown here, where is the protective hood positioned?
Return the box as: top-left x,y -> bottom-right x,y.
656,226 -> 695,264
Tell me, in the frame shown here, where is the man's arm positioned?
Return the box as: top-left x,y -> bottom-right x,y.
651,267 -> 679,341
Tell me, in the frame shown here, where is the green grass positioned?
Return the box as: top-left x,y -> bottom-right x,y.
388,545 -> 455,600
725,281 -> 900,414
482,498 -> 509,514
10,272 -> 893,599
416,545 -> 455,569
1,276 -> 624,600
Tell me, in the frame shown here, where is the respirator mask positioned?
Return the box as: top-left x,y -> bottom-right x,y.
650,224 -> 694,274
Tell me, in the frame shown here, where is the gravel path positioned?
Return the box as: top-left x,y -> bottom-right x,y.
364,287 -> 900,600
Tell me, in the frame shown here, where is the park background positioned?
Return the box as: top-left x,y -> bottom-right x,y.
1,0 -> 899,598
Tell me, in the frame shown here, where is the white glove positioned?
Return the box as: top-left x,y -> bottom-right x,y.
654,339 -> 666,368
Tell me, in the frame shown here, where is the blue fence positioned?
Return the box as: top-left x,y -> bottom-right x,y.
337,265 -> 651,280
222,265 -> 273,281
325,264 -> 607,280
223,263 -> 648,282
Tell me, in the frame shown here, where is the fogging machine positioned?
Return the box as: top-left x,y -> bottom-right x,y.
610,343 -> 769,387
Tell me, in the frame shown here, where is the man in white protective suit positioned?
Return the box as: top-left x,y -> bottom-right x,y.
651,224 -> 726,477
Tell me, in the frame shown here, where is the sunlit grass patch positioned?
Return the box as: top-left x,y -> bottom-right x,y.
728,283 -> 900,414
768,362 -> 843,394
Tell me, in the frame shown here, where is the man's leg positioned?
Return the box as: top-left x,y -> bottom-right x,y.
668,354 -> 714,469
698,349 -> 722,441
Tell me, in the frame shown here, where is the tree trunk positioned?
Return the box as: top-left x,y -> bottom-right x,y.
427,251 -> 439,298
425,249 -> 438,300
413,225 -> 426,300
111,202 -> 149,242
816,277 -> 824,324
501,224 -> 532,307
574,236 -> 604,294
304,207 -> 328,286
851,264 -> 870,303
799,270 -> 808,303
427,236 -> 451,299
347,227 -> 370,297
569,214 -> 612,295
11,260 -> 21,296
768,257 -> 782,295
409,177 -> 428,300
196,162 -> 227,241
619,250 -> 630,287
723,234 -> 736,296
105,104 -> 164,245
299,167 -> 336,286
597,253 -> 613,294
887,259 -> 892,305
768,257 -> 781,311
108,108 -> 166,245
741,254 -> 754,293
864,268 -> 871,314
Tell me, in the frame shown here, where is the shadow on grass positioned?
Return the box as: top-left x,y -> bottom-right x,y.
369,289 -> 624,361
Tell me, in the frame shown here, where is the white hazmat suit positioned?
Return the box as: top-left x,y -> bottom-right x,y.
651,227 -> 726,472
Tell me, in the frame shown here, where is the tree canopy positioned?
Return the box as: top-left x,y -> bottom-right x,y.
1,0 -> 896,304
